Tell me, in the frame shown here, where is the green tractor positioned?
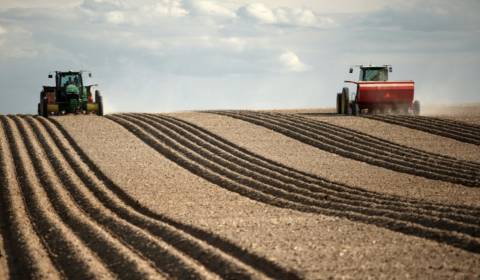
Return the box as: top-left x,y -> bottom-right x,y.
38,71 -> 104,117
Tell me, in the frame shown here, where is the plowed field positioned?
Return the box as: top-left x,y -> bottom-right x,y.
1,108 -> 479,279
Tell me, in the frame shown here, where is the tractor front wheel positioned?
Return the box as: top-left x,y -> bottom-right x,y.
95,90 -> 104,116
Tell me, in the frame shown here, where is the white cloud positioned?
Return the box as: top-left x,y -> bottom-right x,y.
185,0 -> 236,18
0,25 -> 6,35
83,0 -> 188,25
279,51 -> 309,72
105,10 -> 126,24
239,3 -> 276,24
150,0 -> 189,17
237,2 -> 335,28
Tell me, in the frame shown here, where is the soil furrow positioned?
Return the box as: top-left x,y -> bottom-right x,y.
390,115 -> 480,135
108,114 -> 321,212
141,113 -> 480,226
109,114 -> 480,254
238,111 -> 479,180
371,115 -> 479,138
1,116 -> 112,279
46,117 -> 302,280
366,115 -> 480,145
0,118 -> 61,279
399,115 -> 480,134
10,116 -> 164,279
211,111 -> 479,187
40,117 -> 301,280
132,114 -> 480,238
22,116 -> 210,280
287,113 -> 480,170
159,113 -> 480,216
32,117 -> 271,280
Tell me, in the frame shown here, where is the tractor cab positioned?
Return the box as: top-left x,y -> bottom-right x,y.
51,71 -> 84,102
349,65 -> 392,82
56,72 -> 83,88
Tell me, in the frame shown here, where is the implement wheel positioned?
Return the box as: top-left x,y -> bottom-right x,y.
413,100 -> 420,116
351,102 -> 360,116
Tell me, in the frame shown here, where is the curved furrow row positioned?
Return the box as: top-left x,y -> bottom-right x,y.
400,115 -> 480,134
18,115 -> 210,280
133,114 -> 480,235
140,113 -> 480,223
365,115 -> 480,145
0,113 -> 303,279
374,115 -> 480,139
230,111 -> 480,180
287,113 -> 480,170
266,112 -> 480,173
108,114 -> 480,254
1,116 -> 121,279
38,117 -> 300,280
210,111 -> 480,187
0,120 -> 61,279
146,114 -> 480,216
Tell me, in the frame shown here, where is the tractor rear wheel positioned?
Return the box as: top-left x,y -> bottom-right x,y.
413,100 -> 420,116
336,93 -> 342,114
39,91 -> 48,118
341,87 -> 350,115
95,90 -> 104,116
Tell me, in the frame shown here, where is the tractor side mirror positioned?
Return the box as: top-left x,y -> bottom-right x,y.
388,67 -> 393,72
88,73 -> 92,78
349,68 -> 353,73
48,74 -> 53,78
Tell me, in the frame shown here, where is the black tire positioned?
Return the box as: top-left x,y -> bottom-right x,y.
341,87 -> 349,115
336,93 -> 342,114
95,90 -> 104,116
413,100 -> 420,116
41,97 -> 48,118
39,91 -> 48,118
351,102 -> 360,116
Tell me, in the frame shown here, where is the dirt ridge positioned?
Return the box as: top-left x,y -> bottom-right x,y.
143,113 -> 480,219
2,116 -> 121,279
291,113 -> 480,168
0,114 -> 303,279
365,115 -> 480,145
210,111 -> 480,187
42,116 -> 301,279
0,118 -> 61,279
107,113 -> 480,253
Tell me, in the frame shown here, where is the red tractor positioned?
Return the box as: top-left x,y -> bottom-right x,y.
336,65 -> 419,115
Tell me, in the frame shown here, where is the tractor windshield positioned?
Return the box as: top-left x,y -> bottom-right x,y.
60,74 -> 81,87
361,68 -> 388,81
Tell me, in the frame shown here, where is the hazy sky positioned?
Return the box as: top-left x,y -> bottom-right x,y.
1,0 -> 479,114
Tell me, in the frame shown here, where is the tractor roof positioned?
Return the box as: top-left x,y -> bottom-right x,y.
359,65 -> 390,69
50,70 -> 91,75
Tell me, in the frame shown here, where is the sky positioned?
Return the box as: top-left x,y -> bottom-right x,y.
0,0 -> 479,114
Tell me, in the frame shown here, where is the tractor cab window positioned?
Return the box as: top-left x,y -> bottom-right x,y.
60,74 -> 81,87
360,68 -> 388,81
